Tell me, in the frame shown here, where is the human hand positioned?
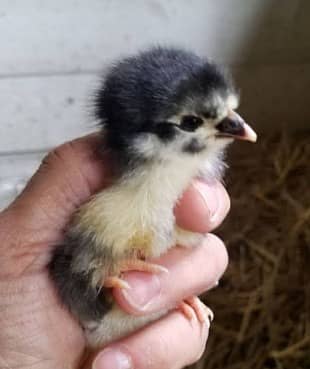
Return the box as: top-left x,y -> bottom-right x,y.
0,134 -> 229,369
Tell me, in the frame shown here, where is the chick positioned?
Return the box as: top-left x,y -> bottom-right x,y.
49,46 -> 257,347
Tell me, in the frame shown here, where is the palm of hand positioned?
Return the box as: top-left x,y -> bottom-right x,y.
0,270 -> 85,368
0,136 -> 229,369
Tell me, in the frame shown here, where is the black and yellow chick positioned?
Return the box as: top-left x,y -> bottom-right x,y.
50,46 -> 257,347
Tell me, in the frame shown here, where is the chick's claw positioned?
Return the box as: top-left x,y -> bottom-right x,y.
187,296 -> 214,324
119,259 -> 169,275
179,300 -> 196,320
179,296 -> 214,327
104,276 -> 131,290
103,259 -> 168,290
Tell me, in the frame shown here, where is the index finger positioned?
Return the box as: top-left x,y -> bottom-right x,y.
88,308 -> 209,369
175,180 -> 230,233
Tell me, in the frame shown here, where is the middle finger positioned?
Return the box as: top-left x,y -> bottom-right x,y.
114,234 -> 228,315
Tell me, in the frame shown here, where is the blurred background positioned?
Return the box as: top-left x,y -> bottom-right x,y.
0,0 -> 309,208
0,1 -> 309,367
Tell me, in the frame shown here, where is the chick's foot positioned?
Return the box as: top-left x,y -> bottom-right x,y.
179,296 -> 214,327
102,259 -> 168,290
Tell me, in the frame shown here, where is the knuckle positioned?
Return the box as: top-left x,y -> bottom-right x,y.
40,149 -> 64,173
41,137 -> 100,173
39,140 -> 83,176
42,142 -> 75,166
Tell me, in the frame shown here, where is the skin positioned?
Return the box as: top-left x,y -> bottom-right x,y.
0,134 -> 230,369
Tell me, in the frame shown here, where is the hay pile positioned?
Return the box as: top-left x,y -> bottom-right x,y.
192,133 -> 310,369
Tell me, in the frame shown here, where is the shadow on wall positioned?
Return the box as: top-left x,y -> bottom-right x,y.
229,0 -> 310,133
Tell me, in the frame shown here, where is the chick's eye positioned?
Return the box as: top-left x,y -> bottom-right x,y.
180,115 -> 203,132
202,112 -> 212,119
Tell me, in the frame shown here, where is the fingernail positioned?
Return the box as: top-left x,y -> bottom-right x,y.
122,272 -> 162,310
92,348 -> 132,369
193,181 -> 219,221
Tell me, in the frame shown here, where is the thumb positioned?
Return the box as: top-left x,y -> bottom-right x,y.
0,134 -> 111,275
9,134 -> 110,235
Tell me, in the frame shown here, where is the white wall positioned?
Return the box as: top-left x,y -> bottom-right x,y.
0,0 -> 309,207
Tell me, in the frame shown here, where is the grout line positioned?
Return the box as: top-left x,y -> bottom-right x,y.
1,62 -> 310,80
0,148 -> 50,157
0,69 -> 102,80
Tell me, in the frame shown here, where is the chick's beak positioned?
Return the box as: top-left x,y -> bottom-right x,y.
215,111 -> 257,142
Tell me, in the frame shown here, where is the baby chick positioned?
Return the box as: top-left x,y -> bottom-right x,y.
49,46 -> 257,347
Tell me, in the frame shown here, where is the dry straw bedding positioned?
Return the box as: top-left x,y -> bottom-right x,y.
190,134 -> 310,369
